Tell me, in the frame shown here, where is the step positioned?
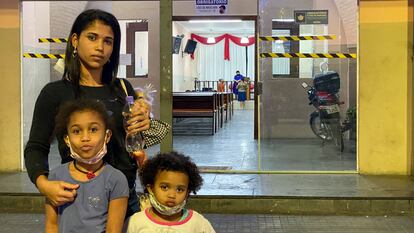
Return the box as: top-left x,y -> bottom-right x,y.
1,193 -> 414,215
1,172 -> 414,215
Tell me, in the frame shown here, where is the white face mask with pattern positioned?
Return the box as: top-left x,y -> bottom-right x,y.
65,130 -> 109,164
148,190 -> 187,216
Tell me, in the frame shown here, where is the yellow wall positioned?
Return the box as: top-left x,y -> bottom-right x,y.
0,0 -> 21,171
411,0 -> 414,174
359,0 -> 413,174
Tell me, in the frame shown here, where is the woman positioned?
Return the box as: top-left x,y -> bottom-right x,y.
24,9 -> 167,218
237,78 -> 248,109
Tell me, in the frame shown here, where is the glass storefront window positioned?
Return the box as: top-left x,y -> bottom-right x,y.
258,0 -> 357,171
21,0 -> 357,174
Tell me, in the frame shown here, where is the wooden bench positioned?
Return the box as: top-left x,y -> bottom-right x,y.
216,92 -> 232,127
223,92 -> 233,121
216,93 -> 224,128
173,92 -> 218,135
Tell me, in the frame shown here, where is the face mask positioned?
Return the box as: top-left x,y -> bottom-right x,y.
148,191 -> 186,216
66,131 -> 109,164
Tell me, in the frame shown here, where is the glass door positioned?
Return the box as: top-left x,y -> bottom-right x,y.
257,0 -> 357,172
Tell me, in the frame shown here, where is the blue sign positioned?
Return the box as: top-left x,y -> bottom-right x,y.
196,0 -> 228,5
196,0 -> 228,15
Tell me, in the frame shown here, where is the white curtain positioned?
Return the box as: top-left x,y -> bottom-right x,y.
196,39 -> 255,82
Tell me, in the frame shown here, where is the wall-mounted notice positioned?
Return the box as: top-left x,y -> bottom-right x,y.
195,0 -> 228,15
294,10 -> 328,24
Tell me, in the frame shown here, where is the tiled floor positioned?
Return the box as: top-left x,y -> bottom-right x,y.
2,213 -> 414,233
172,108 -> 356,172
207,214 -> 414,233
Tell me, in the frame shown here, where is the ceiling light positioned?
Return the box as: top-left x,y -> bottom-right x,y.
189,19 -> 242,23
207,37 -> 216,43
240,37 -> 249,44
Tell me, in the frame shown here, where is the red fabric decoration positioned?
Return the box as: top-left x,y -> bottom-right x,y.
190,33 -> 255,60
191,33 -> 226,45
227,34 -> 255,46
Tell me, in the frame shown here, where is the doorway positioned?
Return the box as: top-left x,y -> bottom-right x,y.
171,18 -> 258,171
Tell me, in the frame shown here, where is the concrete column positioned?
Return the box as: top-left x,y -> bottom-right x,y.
359,0 -> 413,174
0,0 -> 21,171
160,0 -> 173,152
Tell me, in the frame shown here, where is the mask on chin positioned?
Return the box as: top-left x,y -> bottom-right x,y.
148,190 -> 187,216
65,130 -> 109,164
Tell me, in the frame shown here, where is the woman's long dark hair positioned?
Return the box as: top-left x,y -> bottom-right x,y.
63,9 -> 123,99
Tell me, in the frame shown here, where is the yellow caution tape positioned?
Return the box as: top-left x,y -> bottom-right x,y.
259,35 -> 336,41
260,53 -> 356,59
23,53 -> 65,59
38,38 -> 68,43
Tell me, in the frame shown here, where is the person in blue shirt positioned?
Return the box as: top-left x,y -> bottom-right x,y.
234,70 -> 243,81
232,70 -> 244,98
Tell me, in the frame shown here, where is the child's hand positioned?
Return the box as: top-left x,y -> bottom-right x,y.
126,98 -> 151,135
37,176 -> 79,206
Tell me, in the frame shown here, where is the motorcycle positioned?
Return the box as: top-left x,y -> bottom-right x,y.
301,71 -> 344,152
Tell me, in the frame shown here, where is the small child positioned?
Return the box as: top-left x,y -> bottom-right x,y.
217,78 -> 225,92
45,99 -> 129,233
127,151 -> 215,232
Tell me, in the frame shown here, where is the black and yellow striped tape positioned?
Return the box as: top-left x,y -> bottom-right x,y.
260,53 -> 356,59
38,38 -> 68,43
23,53 -> 65,59
40,36 -> 335,43
259,35 -> 336,41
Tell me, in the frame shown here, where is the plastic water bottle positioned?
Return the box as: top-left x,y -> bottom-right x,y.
123,96 -> 145,152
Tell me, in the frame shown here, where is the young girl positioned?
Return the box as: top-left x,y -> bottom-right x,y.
25,9 -> 169,218
127,151 -> 215,232
45,99 -> 129,233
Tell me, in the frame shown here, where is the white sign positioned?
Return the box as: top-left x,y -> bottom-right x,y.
195,0 -> 228,15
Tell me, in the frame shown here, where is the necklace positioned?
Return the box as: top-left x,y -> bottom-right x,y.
73,160 -> 105,179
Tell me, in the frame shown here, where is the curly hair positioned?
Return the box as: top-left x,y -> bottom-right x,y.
54,99 -> 114,139
139,151 -> 203,194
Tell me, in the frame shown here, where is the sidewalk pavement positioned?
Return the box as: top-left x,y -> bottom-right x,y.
1,213 -> 414,233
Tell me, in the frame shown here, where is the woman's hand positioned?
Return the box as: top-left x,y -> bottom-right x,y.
36,175 -> 79,206
126,98 -> 151,135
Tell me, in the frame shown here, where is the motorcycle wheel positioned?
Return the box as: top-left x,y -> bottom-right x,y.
329,118 -> 344,152
310,113 -> 331,140
310,112 -> 345,152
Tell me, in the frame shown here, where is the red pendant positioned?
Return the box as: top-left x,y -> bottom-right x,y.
86,172 -> 96,179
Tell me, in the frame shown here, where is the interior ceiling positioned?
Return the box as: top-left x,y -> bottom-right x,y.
175,21 -> 255,36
